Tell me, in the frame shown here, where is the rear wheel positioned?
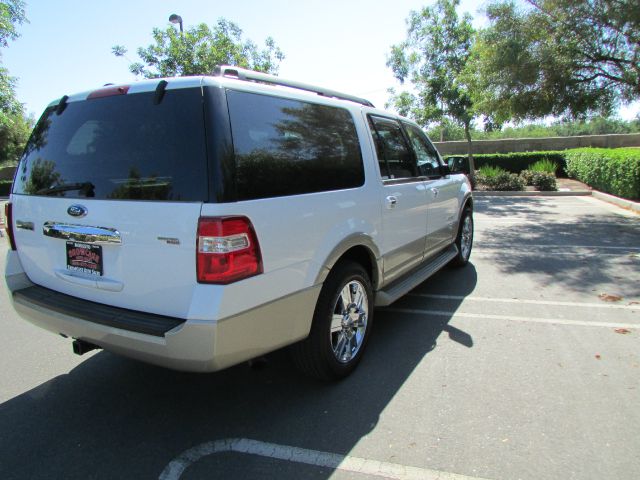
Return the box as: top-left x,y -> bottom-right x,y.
450,207 -> 473,267
291,261 -> 373,380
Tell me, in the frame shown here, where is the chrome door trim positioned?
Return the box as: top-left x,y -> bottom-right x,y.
16,221 -> 35,231
43,222 -> 122,244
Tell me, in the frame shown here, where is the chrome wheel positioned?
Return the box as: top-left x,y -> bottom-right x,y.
329,280 -> 369,364
460,214 -> 473,260
291,260 -> 373,380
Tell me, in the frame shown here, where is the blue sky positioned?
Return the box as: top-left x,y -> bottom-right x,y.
3,0 -> 638,121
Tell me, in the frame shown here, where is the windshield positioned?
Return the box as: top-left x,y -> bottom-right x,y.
13,87 -> 208,201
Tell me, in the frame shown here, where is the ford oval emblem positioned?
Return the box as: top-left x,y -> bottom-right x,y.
67,204 -> 88,218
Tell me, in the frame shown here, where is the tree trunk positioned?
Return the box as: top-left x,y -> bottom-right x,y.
463,120 -> 476,188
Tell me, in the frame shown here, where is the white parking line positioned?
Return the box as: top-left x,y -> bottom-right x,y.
478,244 -> 640,250
474,219 -> 638,227
408,294 -> 639,310
473,251 -> 628,257
384,308 -> 637,329
159,438 -> 490,480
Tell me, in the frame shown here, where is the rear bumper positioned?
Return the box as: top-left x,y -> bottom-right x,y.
5,250 -> 320,372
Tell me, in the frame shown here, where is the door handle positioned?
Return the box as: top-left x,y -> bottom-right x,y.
431,188 -> 439,198
386,196 -> 398,209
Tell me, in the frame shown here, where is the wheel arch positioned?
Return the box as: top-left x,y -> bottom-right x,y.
313,235 -> 381,291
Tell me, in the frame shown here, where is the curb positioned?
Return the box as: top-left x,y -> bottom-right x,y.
591,190 -> 640,214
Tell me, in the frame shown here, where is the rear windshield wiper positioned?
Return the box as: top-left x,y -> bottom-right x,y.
35,182 -> 95,197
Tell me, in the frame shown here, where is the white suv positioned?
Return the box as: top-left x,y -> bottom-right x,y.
4,66 -> 473,380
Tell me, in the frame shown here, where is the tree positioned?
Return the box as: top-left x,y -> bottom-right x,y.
387,0 -> 477,180
0,0 -> 30,165
113,18 -> 284,78
469,0 -> 640,122
0,0 -> 25,47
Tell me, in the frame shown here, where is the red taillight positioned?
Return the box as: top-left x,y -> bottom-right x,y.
196,216 -> 263,284
4,202 -> 16,250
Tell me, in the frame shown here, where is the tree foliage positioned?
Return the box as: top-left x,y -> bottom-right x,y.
387,0 -> 475,125
469,0 -> 640,122
386,0 -> 477,176
0,0 -> 30,166
113,18 -> 285,78
0,0 -> 26,122
429,116 -> 640,142
0,0 -> 25,47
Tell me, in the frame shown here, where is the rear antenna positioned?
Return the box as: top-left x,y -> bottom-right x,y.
154,80 -> 169,105
55,95 -> 69,115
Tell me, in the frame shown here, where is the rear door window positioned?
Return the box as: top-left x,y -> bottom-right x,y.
402,123 -> 442,178
368,116 -> 418,180
226,90 -> 364,200
14,87 -> 208,201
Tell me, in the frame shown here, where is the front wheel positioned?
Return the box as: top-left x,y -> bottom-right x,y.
291,261 -> 373,380
450,208 -> 473,267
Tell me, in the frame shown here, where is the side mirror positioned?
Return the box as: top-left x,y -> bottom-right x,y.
440,164 -> 452,176
446,156 -> 469,174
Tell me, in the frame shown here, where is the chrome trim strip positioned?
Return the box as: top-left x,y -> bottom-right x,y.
43,222 -> 122,244
16,221 -> 34,231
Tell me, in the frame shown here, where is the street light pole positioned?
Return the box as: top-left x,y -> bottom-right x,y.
169,14 -> 183,33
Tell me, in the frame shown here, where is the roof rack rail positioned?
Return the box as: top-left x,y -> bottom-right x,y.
213,65 -> 375,108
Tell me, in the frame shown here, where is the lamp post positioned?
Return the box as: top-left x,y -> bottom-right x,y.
169,14 -> 183,33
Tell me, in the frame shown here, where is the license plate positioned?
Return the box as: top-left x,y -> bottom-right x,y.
66,241 -> 103,276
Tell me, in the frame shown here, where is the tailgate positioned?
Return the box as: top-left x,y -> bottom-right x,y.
11,196 -> 202,318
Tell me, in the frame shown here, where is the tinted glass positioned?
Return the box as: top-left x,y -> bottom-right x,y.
14,88 -> 208,201
368,116 -> 417,179
227,90 -> 364,200
403,123 -> 441,177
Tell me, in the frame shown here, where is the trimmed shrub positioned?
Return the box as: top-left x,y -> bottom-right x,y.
476,166 -> 525,191
0,180 -> 12,197
520,170 -> 557,191
565,148 -> 640,199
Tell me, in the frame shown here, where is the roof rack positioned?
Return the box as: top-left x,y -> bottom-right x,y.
213,65 -> 375,108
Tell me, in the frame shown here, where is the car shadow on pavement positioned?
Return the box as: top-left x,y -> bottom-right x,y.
0,264 -> 478,480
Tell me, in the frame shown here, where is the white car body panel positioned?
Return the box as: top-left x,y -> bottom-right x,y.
10,195 -> 203,319
5,71 -> 473,373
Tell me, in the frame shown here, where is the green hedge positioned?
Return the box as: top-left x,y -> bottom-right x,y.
446,151 -> 567,176
565,148 -> 640,200
0,180 -> 12,197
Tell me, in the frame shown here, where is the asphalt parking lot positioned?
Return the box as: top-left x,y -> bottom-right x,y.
0,195 -> 638,480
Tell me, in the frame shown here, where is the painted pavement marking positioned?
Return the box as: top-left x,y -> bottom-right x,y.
408,293 -> 639,310
384,308 -> 637,330
159,438 -> 491,480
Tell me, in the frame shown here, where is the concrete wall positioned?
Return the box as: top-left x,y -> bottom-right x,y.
434,133 -> 640,155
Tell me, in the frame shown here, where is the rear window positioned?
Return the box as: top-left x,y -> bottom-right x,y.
14,87 -> 208,201
226,90 -> 364,200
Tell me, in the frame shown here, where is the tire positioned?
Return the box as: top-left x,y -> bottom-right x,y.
450,207 -> 473,267
291,261 -> 374,380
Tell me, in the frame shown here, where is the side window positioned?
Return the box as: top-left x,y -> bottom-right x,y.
226,90 -> 364,200
403,123 -> 441,177
368,116 -> 418,180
